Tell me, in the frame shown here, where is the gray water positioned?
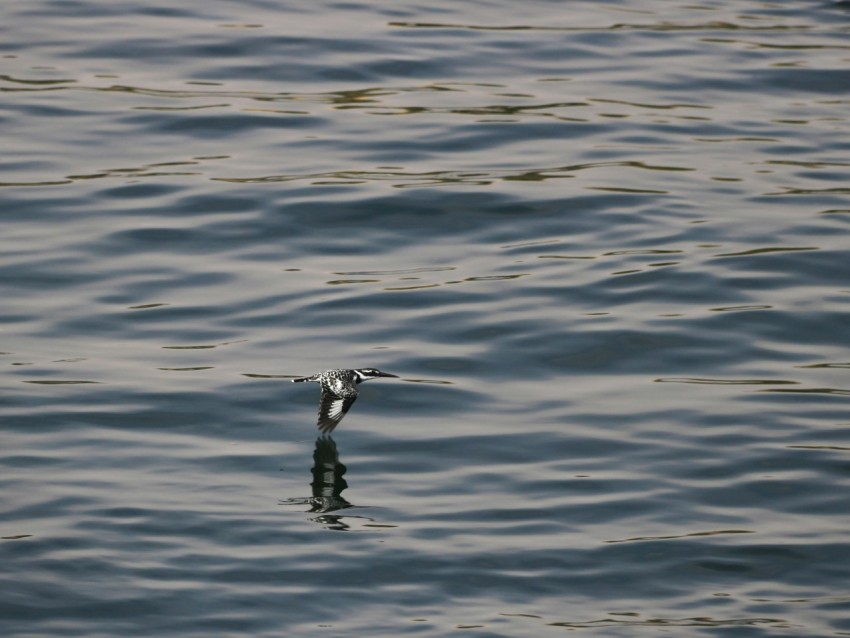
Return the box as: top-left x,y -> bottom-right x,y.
2,1 -> 850,636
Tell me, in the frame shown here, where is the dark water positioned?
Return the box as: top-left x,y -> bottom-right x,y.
3,1 -> 850,636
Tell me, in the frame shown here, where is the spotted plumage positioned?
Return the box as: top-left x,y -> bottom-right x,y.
292,368 -> 399,433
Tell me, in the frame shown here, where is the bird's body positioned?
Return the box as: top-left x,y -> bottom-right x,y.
292,368 -> 398,433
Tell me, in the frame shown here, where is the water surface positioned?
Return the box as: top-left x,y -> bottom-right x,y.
2,1 -> 850,636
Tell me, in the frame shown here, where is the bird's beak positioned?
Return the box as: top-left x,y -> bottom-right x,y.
379,372 -> 399,378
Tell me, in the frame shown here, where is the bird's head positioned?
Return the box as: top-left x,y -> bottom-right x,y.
354,368 -> 399,383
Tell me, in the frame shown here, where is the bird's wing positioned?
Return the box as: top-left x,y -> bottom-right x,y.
317,390 -> 357,434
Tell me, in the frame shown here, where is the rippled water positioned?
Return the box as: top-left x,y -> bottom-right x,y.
3,1 -> 850,636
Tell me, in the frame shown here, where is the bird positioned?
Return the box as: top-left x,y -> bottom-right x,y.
292,368 -> 399,433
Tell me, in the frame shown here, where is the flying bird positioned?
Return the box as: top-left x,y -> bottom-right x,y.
292,368 -> 399,433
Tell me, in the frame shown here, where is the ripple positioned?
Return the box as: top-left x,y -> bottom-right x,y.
605,529 -> 755,544
2,1 -> 849,636
760,387 -> 850,396
709,304 -> 774,312
655,378 -> 799,386
714,246 -> 819,257
21,379 -> 101,385
334,266 -> 457,276
797,362 -> 850,369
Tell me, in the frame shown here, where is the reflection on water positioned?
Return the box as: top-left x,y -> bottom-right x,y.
282,436 -> 353,531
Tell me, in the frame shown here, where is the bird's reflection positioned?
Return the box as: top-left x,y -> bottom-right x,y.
281,436 -> 354,530
308,435 -> 352,514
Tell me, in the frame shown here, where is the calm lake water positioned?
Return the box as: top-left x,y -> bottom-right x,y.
2,1 -> 850,636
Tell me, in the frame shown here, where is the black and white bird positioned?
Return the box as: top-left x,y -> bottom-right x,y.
292,368 -> 399,433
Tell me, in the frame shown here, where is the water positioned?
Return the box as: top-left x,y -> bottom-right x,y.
2,1 -> 850,636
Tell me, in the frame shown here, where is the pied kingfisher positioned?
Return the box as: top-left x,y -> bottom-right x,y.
292,368 -> 399,433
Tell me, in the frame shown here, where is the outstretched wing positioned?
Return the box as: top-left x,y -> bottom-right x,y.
317,390 -> 357,434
